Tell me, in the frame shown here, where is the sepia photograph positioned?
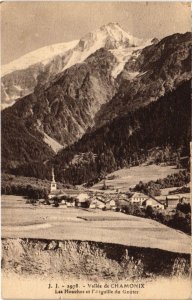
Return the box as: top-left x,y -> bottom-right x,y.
1,1 -> 191,299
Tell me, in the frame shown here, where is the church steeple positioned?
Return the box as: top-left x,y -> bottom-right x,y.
52,167 -> 55,183
50,167 -> 57,192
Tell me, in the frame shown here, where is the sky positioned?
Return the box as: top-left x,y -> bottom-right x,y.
1,2 -> 191,65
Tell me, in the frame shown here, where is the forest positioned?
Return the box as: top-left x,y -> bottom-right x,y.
133,170 -> 190,196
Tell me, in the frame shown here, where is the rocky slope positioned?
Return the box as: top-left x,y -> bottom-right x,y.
2,238 -> 190,280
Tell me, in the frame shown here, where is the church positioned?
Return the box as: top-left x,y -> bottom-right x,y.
50,167 -> 57,192
48,168 -> 59,199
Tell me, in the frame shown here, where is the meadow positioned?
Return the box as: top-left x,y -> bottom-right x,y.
2,195 -> 190,254
92,164 -> 181,192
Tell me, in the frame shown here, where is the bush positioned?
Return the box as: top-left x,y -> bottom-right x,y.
176,202 -> 191,214
122,203 -> 145,218
168,211 -> 191,234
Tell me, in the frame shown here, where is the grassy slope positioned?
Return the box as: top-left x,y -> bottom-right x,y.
92,164 -> 181,192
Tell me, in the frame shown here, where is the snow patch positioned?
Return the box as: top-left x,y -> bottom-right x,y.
36,119 -> 64,153
128,72 -> 140,79
110,47 -> 137,77
110,39 -> 152,78
13,85 -> 23,91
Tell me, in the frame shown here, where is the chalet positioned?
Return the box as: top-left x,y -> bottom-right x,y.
142,197 -> 165,210
165,195 -> 180,208
59,199 -> 67,208
76,193 -> 90,208
89,197 -> 106,209
129,192 -> 164,209
180,196 -> 190,204
106,199 -> 116,210
156,195 -> 189,209
117,199 -> 130,209
129,192 -> 149,205
38,199 -> 46,205
66,201 -> 75,207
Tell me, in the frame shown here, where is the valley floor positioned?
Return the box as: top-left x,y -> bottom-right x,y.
2,195 -> 191,299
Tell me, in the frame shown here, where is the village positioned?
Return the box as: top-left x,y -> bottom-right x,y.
2,168 -> 191,290
38,168 -> 190,214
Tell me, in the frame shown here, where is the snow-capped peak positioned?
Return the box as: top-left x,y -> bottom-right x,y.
76,22 -> 143,51
1,23 -> 150,110
62,23 -> 144,71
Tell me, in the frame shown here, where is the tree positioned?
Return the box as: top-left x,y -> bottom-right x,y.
101,179 -> 108,190
145,205 -> 154,219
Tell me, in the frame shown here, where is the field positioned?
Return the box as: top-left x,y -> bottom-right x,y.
2,194 -> 191,299
91,164 -> 181,192
2,195 -> 190,254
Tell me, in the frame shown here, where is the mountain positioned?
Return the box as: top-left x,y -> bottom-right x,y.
1,25 -> 191,181
1,23 -> 144,109
2,47 -> 117,160
53,80 -> 191,185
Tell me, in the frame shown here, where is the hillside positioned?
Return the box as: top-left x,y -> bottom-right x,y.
53,80 -> 191,185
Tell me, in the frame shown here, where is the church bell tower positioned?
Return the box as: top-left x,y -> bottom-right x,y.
50,168 -> 57,192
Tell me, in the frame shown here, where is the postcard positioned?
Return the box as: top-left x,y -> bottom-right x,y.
1,2 -> 191,299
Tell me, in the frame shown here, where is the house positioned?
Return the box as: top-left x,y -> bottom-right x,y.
142,197 -> 165,210
89,202 -> 97,209
165,195 -> 180,208
66,201 -> 75,207
89,197 -> 106,209
117,199 -> 130,209
59,199 -> 67,208
76,193 -> 90,208
180,196 -> 190,204
38,198 -> 46,205
48,190 -> 62,199
106,199 -> 116,210
129,192 -> 149,205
